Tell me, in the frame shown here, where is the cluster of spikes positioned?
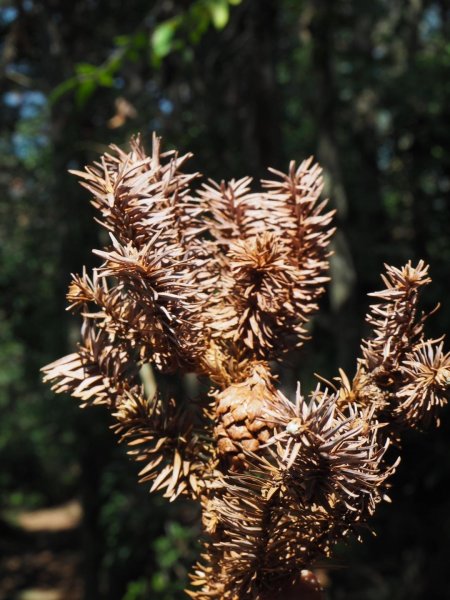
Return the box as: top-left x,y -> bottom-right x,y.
43,134 -> 449,599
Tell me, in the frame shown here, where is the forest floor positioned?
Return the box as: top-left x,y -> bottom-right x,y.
0,501 -> 83,600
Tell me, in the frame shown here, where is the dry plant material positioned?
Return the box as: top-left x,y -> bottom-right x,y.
43,135 -> 449,599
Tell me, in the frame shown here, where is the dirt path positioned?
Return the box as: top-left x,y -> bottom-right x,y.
0,501 -> 83,600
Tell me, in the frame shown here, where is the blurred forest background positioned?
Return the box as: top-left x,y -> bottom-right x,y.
1,0 -> 450,598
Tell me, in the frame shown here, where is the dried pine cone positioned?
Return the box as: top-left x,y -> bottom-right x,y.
214,363 -> 278,470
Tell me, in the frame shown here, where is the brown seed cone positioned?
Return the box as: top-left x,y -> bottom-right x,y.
214,363 -> 278,470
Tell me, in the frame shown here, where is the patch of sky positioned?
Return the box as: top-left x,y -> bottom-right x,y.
420,5 -> 441,41
0,6 -> 18,25
3,90 -> 47,119
159,98 -> 173,115
21,91 -> 47,119
3,91 -> 22,108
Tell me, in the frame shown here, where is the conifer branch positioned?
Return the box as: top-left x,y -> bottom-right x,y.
42,134 -> 449,599
112,389 -> 213,501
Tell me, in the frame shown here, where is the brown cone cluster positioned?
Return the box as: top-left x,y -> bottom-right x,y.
42,135 -> 449,600
214,363 -> 277,469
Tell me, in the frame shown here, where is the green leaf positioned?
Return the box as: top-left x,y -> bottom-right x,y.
114,34 -> 130,47
207,0 -> 230,29
151,19 -> 180,59
97,70 -> 114,87
75,80 -> 96,107
187,4 -> 210,43
49,77 -> 79,104
133,31 -> 147,49
106,50 -> 125,74
75,62 -> 98,76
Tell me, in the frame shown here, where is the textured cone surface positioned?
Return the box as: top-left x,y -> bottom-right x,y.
214,364 -> 277,470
